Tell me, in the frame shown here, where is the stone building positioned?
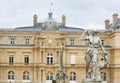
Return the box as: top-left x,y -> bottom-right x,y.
0,12 -> 120,83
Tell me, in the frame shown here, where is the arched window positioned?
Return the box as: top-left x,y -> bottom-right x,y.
46,72 -> 53,80
47,53 -> 53,64
101,72 -> 106,81
70,72 -> 76,81
8,71 -> 14,80
23,71 -> 30,80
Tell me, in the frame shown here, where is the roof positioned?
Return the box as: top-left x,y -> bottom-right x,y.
59,26 -> 84,32
15,26 -> 42,31
15,25 -> 84,32
14,12 -> 87,32
107,18 -> 120,30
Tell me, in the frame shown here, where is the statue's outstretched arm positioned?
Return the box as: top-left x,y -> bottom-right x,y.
81,30 -> 88,41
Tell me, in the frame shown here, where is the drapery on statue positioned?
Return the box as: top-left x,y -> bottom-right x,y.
81,30 -> 108,80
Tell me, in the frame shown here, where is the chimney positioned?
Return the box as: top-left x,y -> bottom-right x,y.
105,19 -> 110,29
62,15 -> 66,26
33,14 -> 38,26
113,13 -> 118,26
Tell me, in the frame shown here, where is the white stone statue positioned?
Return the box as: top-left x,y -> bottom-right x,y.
81,30 -> 108,81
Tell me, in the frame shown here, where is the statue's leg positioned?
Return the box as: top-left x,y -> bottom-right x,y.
96,68 -> 101,80
92,62 -> 96,80
85,54 -> 91,78
92,53 -> 98,80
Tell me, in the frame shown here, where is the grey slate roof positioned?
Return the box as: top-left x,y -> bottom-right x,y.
15,25 -> 84,32
59,26 -> 84,32
15,25 -> 112,33
15,26 -> 42,31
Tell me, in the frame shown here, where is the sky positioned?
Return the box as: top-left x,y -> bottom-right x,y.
0,0 -> 120,30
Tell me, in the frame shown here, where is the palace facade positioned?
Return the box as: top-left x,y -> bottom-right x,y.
0,12 -> 120,83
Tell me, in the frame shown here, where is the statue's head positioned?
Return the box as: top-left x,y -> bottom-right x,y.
91,30 -> 98,36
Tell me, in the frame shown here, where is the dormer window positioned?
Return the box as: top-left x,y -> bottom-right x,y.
42,12 -> 59,30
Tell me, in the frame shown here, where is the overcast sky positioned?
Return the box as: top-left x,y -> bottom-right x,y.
0,0 -> 120,30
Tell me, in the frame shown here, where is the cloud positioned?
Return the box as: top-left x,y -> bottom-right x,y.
0,0 -> 120,29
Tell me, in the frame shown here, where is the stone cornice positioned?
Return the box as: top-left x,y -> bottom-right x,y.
0,30 -> 39,35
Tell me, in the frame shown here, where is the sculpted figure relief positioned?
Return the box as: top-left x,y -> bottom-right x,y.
81,30 -> 108,81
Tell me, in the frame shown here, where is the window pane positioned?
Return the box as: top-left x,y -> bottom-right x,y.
50,74 -> 53,80
46,75 -> 49,80
47,57 -> 49,64
51,57 -> 53,64
73,76 -> 76,80
70,76 -> 72,80
101,72 -> 106,81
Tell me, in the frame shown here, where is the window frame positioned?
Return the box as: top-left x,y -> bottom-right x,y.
23,71 -> 30,80
10,37 -> 15,45
47,53 -> 53,65
70,39 -> 74,45
101,72 -> 106,81
25,38 -> 30,45
9,55 -> 14,65
46,72 -> 53,80
24,55 -> 29,64
70,72 -> 76,81
8,71 -> 14,80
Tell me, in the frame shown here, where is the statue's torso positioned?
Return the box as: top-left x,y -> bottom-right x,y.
87,36 -> 100,48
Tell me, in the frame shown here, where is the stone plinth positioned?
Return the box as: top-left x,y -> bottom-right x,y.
82,79 -> 102,83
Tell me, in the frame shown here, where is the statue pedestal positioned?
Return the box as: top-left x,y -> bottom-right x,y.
82,79 -> 102,83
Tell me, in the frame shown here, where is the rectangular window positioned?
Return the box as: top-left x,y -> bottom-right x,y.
71,55 -> 75,64
70,39 -> 74,45
9,55 -> 14,64
25,38 -> 30,45
11,38 -> 15,45
47,54 -> 53,65
41,42 -> 44,46
24,55 -> 29,64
